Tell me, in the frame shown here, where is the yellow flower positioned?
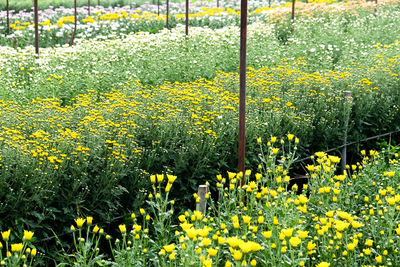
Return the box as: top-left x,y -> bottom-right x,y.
75,218 -> 86,228
118,224 -> 126,233
150,175 -> 156,183
93,225 -> 100,233
31,248 -> 37,256
1,229 -> 11,241
364,248 -> 371,255
365,239 -> 373,246
225,260 -> 232,267
227,237 -> 241,248
307,241 -> 316,251
163,244 -> 176,253
347,243 -> 356,251
287,134 -> 294,141
297,230 -> 308,239
156,174 -> 164,182
202,238 -> 212,247
207,247 -> 218,257
387,197 -> 396,205
315,152 -> 327,158
165,183 -> 172,192
375,255 -> 382,263
11,243 -> 24,252
262,231 -> 272,239
167,174 -> 177,183
23,230 -> 34,241
289,236 -> 301,247
250,259 -> 257,266
232,250 -> 242,261
242,215 -> 251,224
86,217 -> 93,225
316,262 -> 330,267
282,228 -> 293,237
351,221 -> 364,229
169,252 -> 176,260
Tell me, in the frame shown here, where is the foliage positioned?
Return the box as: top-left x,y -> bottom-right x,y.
4,139 -> 400,266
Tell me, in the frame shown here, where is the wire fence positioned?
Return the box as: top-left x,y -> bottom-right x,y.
293,129 -> 400,164
34,128 -> 400,244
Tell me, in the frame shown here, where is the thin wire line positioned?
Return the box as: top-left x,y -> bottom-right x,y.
293,129 -> 400,164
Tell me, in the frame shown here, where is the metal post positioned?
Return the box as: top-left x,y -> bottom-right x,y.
374,0 -> 378,14
70,0 -> 77,46
291,0 -> 295,21
196,185 -> 208,214
6,0 -> 10,35
88,0 -> 91,16
158,0 -> 160,17
166,0 -> 169,29
238,0 -> 248,178
217,0 -> 219,8
185,0 -> 189,35
34,0 -> 39,54
341,91 -> 352,173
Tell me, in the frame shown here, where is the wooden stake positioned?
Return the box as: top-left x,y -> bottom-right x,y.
6,0 -> 10,35
34,0 -> 39,54
88,0 -> 91,16
341,91 -> 352,173
166,0 -> 169,29
196,185 -> 208,214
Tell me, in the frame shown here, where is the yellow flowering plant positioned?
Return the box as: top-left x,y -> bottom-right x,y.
0,229 -> 36,266
56,217 -> 107,266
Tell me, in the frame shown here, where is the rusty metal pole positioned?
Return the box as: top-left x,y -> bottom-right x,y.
70,0 -> 77,46
291,0 -> 295,21
291,0 -> 295,34
185,0 -> 189,35
34,0 -> 39,54
88,0 -> 91,16
238,0 -> 248,178
6,0 -> 10,35
166,0 -> 169,29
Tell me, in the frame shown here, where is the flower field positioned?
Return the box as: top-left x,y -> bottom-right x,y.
0,0 -> 400,266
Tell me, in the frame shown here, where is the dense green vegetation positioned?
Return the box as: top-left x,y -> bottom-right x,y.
0,0 -> 399,265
